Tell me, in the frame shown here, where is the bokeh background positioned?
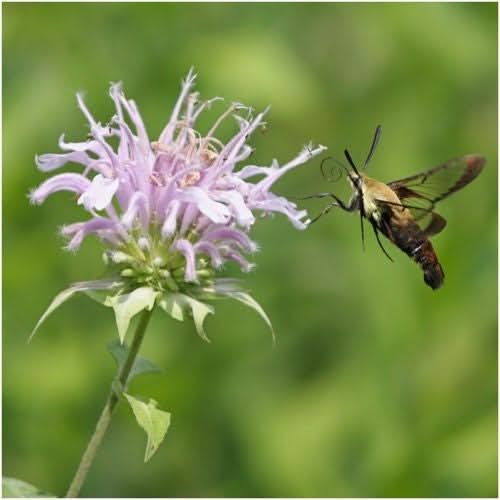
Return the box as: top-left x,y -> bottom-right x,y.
3,3 -> 497,497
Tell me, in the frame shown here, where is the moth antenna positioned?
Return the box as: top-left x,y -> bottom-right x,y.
364,125 -> 382,169
344,149 -> 360,177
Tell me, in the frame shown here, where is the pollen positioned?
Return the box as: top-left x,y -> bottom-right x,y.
149,172 -> 165,187
151,141 -> 171,154
200,148 -> 218,165
180,171 -> 201,188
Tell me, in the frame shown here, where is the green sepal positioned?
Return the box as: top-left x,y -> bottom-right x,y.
107,339 -> 161,386
222,291 -> 275,344
124,393 -> 171,462
29,279 -> 123,343
2,477 -> 54,498
104,287 -> 159,343
158,293 -> 214,342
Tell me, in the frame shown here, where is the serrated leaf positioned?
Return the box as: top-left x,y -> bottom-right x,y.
107,339 -> 160,384
223,291 -> 275,344
2,477 -> 54,498
29,279 -> 123,342
104,287 -> 159,343
158,293 -> 214,342
124,393 -> 171,462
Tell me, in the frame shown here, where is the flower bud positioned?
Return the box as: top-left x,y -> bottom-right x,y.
159,269 -> 171,279
110,251 -> 134,264
197,269 -> 213,279
152,256 -> 165,267
120,268 -> 136,278
138,237 -> 150,250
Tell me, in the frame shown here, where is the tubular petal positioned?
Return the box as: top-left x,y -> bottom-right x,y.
77,174 -> 120,211
173,239 -> 198,282
30,173 -> 91,204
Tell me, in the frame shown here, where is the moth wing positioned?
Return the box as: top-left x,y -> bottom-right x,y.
421,211 -> 447,237
388,154 -> 485,208
375,198 -> 447,238
383,154 -> 484,237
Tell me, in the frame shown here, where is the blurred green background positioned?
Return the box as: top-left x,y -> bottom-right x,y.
3,3 -> 497,497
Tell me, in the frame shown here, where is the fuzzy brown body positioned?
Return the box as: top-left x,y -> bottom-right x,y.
355,175 -> 445,289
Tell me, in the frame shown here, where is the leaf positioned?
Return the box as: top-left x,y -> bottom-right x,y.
124,393 -> 171,462
29,279 -> 123,342
158,293 -> 186,322
104,287 -> 159,343
185,296 -> 215,343
2,477 -> 54,498
85,286 -> 124,305
158,293 -> 214,342
107,339 -> 160,384
213,278 -> 246,294
224,291 -> 275,344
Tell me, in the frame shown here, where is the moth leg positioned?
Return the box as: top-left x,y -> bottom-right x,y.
359,213 -> 365,252
371,222 -> 394,262
309,202 -> 338,225
294,192 -> 354,212
380,217 -> 396,243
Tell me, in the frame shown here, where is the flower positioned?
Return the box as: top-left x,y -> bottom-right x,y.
30,70 -> 326,342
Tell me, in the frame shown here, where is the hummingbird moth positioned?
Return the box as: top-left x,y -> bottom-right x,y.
304,126 -> 486,289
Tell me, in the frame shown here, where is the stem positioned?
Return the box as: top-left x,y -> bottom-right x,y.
65,308 -> 154,498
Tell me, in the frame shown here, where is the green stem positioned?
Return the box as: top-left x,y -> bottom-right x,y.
65,308 -> 154,498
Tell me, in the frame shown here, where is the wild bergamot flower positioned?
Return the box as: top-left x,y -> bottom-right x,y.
26,71 -> 328,493
30,70 -> 326,343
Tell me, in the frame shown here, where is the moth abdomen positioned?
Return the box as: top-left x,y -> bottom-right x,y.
411,240 -> 445,290
378,214 -> 445,290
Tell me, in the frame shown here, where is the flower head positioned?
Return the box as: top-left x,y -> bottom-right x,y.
31,70 -> 326,342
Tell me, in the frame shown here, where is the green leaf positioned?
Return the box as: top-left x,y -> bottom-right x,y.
124,393 -> 171,462
223,291 -> 275,344
213,278 -> 246,294
158,293 -> 214,342
107,339 -> 160,384
29,279 -> 123,343
104,287 -> 159,343
85,287 -> 123,305
2,477 -> 54,498
158,293 -> 186,322
186,296 -> 214,342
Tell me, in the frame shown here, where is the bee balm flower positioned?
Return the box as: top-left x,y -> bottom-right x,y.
30,70 -> 326,342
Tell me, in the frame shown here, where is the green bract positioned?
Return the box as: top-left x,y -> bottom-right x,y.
31,274 -> 274,345
30,224 -> 275,345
